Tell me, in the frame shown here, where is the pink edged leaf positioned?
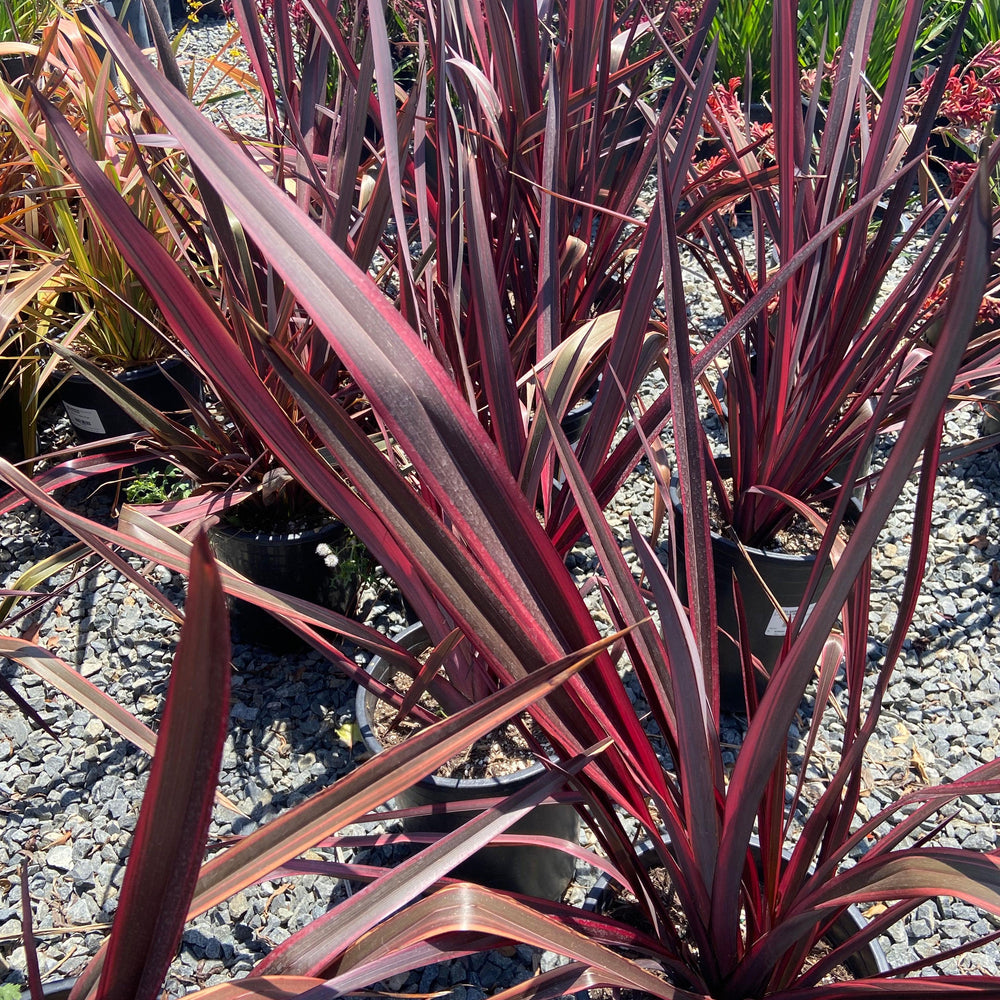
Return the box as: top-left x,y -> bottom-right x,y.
771,981 -> 1000,999
88,532 -> 230,1000
252,741 -> 609,976
797,850 -> 1000,917
0,637 -> 158,756
391,628 -> 471,724
0,448 -> 146,517
117,488 -> 260,529
190,978 -> 326,1000
738,850 -> 1000,991
300,883 -> 698,1000
19,857 -> 44,1000
36,20 -> 665,824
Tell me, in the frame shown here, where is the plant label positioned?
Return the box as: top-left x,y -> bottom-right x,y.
62,403 -> 106,435
765,603 -> 817,636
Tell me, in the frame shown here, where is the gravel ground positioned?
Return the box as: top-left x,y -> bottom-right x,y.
2,15 -> 999,998
2,393 -> 999,994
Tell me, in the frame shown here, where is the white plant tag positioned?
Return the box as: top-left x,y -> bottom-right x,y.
764,602 -> 817,637
63,402 -> 106,435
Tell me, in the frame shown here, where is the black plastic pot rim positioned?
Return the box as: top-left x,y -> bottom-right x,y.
357,621 -> 552,792
62,354 -> 186,377
669,457 -> 862,563
18,978 -> 77,1000
670,486 -> 855,567
209,515 -> 346,546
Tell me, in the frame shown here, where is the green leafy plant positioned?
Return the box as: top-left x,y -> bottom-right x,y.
942,0 -> 1000,61
124,465 -> 193,505
0,13 -> 211,460
0,0 -> 61,44
0,16 -> 200,371
711,0 -> 955,97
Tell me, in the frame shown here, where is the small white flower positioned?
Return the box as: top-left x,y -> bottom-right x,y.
316,543 -> 340,569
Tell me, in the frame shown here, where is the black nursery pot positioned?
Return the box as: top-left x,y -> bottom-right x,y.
0,54 -> 29,84
356,623 -> 580,901
670,469 -> 861,711
19,979 -> 77,1000
0,357 -> 26,463
58,356 -> 201,442
209,516 -> 360,652
583,840 -> 889,989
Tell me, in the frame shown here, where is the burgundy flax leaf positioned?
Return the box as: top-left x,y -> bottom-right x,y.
710,151 -> 993,972
252,742 -> 607,976
0,460 -> 190,631
92,531 -> 230,1000
31,81 -> 396,567
186,978 -> 327,999
0,671 -> 54,739
464,153 -> 526,472
739,850 -> 1000,985
255,337 -> 658,810
659,137 -> 718,713
540,390 -> 720,925
301,883 -> 698,1000
19,857 -> 43,1000
0,637 -> 158,756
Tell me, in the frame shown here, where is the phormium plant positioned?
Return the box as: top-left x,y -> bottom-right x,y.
5,0 -> 999,996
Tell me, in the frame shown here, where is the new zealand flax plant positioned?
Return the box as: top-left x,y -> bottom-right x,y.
9,0 -> 722,698
5,0 -> 999,994
217,0 -> 722,533
682,0 -> 1000,549
0,10 -> 216,460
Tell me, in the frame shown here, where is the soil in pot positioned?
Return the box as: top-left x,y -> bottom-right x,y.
669,469 -> 861,711
584,841 -> 888,997
209,510 -> 364,652
58,357 -> 202,442
356,623 -> 580,901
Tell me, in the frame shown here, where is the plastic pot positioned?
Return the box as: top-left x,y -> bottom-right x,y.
0,357 -> 26,463
58,356 -> 202,442
583,839 -> 889,992
0,54 -> 29,84
18,979 -> 76,1000
560,394 -> 595,444
355,622 -> 580,901
670,465 -> 862,711
980,393 -> 1000,439
208,516 -> 360,651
